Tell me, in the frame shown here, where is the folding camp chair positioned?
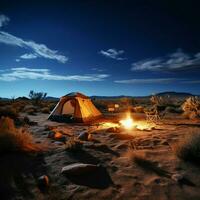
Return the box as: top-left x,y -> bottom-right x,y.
144,106 -> 165,123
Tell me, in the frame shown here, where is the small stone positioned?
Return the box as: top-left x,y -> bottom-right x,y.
54,141 -> 63,145
171,174 -> 183,182
37,175 -> 49,191
48,131 -> 55,138
78,131 -> 89,141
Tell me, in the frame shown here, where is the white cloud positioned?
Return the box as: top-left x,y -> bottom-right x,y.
0,67 -> 110,82
131,49 -> 200,71
0,31 -> 68,63
114,78 -> 182,84
91,67 -> 105,72
99,48 -> 126,60
20,53 -> 37,59
0,15 -> 9,28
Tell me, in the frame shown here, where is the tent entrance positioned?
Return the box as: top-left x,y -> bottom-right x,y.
62,99 -> 75,116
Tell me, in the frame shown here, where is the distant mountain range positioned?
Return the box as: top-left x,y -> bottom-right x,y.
0,91 -> 198,101
154,91 -> 194,97
91,91 -> 196,99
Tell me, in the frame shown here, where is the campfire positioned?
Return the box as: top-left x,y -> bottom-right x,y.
97,113 -> 155,131
120,113 -> 155,131
119,113 -> 134,129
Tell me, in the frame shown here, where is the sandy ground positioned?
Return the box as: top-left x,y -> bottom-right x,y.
11,113 -> 200,200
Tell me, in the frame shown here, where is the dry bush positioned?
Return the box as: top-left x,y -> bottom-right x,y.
0,117 -> 43,153
132,106 -> 144,113
23,105 -> 38,115
29,90 -> 47,105
48,102 -> 57,111
27,108 -> 36,115
173,131 -> 200,163
11,101 -> 27,112
41,107 -> 50,114
0,106 -> 19,120
182,97 -> 200,119
165,106 -> 183,114
65,137 -> 83,152
93,99 -> 108,111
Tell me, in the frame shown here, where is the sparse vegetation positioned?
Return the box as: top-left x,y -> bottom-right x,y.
0,106 -> 19,120
165,106 -> 183,114
174,131 -> 200,163
132,106 -> 144,113
41,107 -> 50,114
0,117 -> 43,153
29,90 -> 47,105
182,96 -> 200,119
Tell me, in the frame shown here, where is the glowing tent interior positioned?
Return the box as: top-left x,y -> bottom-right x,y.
48,92 -> 102,122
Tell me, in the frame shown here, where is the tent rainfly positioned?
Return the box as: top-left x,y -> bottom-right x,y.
48,92 -> 102,122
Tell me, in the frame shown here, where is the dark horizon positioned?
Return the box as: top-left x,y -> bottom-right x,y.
0,90 -> 199,99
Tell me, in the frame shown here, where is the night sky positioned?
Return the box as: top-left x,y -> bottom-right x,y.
0,0 -> 200,97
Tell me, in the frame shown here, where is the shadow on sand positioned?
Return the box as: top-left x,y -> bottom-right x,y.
65,166 -> 113,189
0,152 -> 47,200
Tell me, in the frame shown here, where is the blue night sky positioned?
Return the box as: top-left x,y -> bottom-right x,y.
0,0 -> 200,97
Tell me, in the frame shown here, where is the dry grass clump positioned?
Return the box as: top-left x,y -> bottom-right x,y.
132,106 -> 144,113
65,137 -> 83,152
0,117 -> 43,153
173,131 -> 200,163
48,102 -> 57,111
0,106 -> 19,120
41,107 -> 50,114
11,101 -> 27,112
165,106 -> 183,114
182,96 -> 200,119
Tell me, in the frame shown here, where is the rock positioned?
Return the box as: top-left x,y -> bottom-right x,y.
37,175 -> 49,191
61,163 -> 101,176
78,131 -> 89,141
54,132 -> 63,139
54,141 -> 63,145
48,131 -> 55,138
88,133 -> 93,141
171,174 -> 184,182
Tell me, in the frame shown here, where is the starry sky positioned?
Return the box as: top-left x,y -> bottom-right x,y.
0,0 -> 200,98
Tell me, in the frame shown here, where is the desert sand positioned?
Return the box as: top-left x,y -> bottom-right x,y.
5,112 -> 199,200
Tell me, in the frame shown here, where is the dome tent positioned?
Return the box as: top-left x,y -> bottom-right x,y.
48,92 -> 102,122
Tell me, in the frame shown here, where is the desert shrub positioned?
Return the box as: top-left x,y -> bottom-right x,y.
29,90 -> 47,105
11,101 -> 27,112
0,117 -> 43,153
165,106 -> 183,113
27,108 -> 36,115
150,95 -> 165,105
0,106 -> 19,120
41,107 -> 50,114
65,137 -> 83,152
23,105 -> 38,115
182,97 -> 200,119
174,132 -> 200,163
93,100 -> 107,111
48,102 -> 57,111
132,106 -> 144,113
